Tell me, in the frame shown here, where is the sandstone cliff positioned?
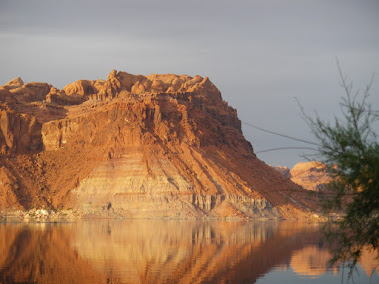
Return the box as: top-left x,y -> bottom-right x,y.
273,162 -> 331,192
0,70 -> 316,219
290,162 -> 331,192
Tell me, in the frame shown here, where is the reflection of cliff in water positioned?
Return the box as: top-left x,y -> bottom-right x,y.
0,221 -> 376,283
71,221 -> 323,283
0,223 -> 104,284
289,245 -> 379,279
290,246 -> 338,278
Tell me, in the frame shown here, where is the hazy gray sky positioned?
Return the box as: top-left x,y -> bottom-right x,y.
1,0 -> 378,167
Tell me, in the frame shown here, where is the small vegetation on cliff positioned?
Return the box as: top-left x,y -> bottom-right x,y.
302,64 -> 379,272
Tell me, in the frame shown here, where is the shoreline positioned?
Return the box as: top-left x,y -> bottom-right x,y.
1,208 -> 326,223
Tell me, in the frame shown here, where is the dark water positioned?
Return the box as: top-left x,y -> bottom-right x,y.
0,220 -> 377,284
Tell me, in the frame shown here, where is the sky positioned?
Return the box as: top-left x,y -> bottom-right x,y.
1,0 -> 378,168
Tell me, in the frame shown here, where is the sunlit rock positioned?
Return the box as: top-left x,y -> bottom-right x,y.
0,70 -> 318,219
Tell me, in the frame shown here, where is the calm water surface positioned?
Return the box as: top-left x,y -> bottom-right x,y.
0,220 -> 377,284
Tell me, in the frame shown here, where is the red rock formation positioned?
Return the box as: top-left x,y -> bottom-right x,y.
3,77 -> 24,89
290,162 -> 331,192
272,162 -> 332,193
0,110 -> 42,155
0,70 -> 316,219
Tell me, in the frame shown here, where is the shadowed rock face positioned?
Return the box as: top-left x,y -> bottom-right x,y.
0,70 -> 316,218
0,110 -> 42,155
272,166 -> 291,179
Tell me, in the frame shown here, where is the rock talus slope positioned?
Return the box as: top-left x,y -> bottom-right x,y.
0,70 -> 316,219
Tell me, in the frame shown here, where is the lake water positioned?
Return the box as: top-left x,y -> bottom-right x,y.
0,220 -> 377,284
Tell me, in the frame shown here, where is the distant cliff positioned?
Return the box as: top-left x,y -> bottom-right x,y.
273,162 -> 331,192
0,70 -> 316,219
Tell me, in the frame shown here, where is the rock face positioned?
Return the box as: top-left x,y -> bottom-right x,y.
0,110 -> 42,154
290,162 -> 331,192
0,71 -> 316,219
4,77 -> 24,89
273,162 -> 331,192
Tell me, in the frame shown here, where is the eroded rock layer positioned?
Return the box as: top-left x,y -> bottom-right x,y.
0,70 -> 315,219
